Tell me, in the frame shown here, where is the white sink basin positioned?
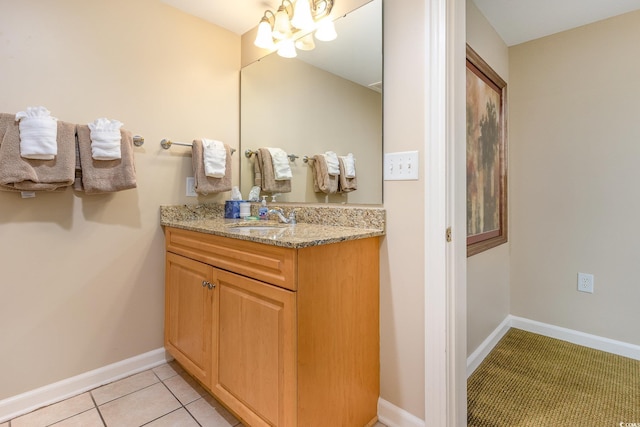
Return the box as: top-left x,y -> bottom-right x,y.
225,221 -> 290,232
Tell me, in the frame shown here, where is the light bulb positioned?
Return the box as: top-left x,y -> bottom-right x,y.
254,18 -> 275,49
273,4 -> 292,39
291,0 -> 315,31
277,39 -> 297,58
314,18 -> 337,41
295,33 -> 315,51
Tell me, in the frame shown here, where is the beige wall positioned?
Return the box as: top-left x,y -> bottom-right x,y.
240,54 -> 382,204
465,0 -> 511,355
509,10 -> 640,346
378,0 -> 427,418
0,0 -> 239,399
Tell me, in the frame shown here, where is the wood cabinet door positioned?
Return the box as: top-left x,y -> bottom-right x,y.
211,269 -> 296,427
165,252 -> 214,387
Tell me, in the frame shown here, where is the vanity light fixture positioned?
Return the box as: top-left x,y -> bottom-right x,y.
314,18 -> 337,41
255,11 -> 277,49
278,39 -> 298,58
272,1 -> 293,40
253,0 -> 336,58
294,33 -> 315,51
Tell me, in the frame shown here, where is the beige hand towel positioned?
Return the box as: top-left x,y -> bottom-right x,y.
75,124 -> 137,194
192,139 -> 232,195
310,154 -> 338,194
0,113 -> 75,192
254,148 -> 291,193
338,156 -> 357,192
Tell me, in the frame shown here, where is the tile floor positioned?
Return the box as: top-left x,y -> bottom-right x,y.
3,361 -> 388,427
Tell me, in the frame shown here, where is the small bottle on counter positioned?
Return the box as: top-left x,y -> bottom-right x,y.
258,196 -> 268,220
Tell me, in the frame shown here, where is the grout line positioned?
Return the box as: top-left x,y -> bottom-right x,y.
88,392 -> 107,427
181,403 -> 205,427
158,375 -> 204,427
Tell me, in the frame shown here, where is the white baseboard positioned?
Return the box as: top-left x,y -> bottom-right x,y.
467,315 -> 640,379
466,316 -> 511,378
377,397 -> 425,427
510,315 -> 640,361
0,348 -> 168,423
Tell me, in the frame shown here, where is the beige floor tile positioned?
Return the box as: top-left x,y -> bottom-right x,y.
92,370 -> 159,405
146,408 -> 200,427
1,422 -> 8,427
50,408 -> 104,426
186,395 -> 240,427
98,382 -> 180,427
153,361 -> 183,381
11,393 -> 95,427
163,372 -> 205,405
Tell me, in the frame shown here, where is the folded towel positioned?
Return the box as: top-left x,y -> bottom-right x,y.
254,148 -> 291,193
0,113 -> 75,191
324,151 -> 340,176
202,138 -> 226,178
310,154 -> 338,194
15,106 -> 58,160
338,155 -> 357,192
75,124 -> 137,194
266,147 -> 292,180
192,139 -> 232,195
88,117 -> 123,160
339,153 -> 356,178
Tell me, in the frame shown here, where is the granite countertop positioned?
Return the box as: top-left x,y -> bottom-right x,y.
160,203 -> 385,249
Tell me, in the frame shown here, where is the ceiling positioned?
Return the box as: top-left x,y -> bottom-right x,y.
161,0 -> 640,46
160,0 -> 292,35
472,0 -> 640,46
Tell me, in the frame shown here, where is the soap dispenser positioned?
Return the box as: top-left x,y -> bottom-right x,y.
259,196 -> 268,220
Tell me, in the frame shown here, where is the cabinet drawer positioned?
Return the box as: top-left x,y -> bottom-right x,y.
165,227 -> 297,290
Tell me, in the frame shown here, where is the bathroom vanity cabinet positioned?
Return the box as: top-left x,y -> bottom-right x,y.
164,226 -> 380,427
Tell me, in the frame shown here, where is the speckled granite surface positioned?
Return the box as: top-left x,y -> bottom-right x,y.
160,203 -> 385,248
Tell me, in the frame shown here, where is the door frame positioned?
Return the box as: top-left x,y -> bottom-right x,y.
423,0 -> 466,424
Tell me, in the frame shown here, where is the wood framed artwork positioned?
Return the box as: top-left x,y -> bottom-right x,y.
466,44 -> 508,257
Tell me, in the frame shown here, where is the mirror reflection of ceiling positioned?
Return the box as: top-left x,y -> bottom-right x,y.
296,0 -> 382,91
161,0 -> 382,91
473,0 -> 640,46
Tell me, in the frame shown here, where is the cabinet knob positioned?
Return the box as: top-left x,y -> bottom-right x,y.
202,280 -> 216,290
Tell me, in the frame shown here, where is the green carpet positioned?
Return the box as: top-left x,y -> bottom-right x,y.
468,328 -> 640,426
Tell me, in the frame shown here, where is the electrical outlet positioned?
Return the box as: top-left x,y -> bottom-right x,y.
577,272 -> 594,293
186,177 -> 197,197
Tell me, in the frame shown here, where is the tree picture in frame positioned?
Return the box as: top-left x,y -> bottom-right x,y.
466,44 -> 508,257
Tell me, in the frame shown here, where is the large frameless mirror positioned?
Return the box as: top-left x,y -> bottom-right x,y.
240,0 -> 382,204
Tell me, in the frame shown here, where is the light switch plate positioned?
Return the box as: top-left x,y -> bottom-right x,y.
384,151 -> 419,181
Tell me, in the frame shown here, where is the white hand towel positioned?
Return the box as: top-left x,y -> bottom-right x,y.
15,106 -> 58,160
339,153 -> 356,178
202,138 -> 227,178
324,151 -> 340,176
267,147 -> 292,180
88,118 -> 123,160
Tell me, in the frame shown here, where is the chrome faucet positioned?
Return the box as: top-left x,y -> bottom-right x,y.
268,208 -> 296,224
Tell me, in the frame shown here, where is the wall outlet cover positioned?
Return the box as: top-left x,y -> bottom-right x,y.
577,272 -> 594,293
186,177 -> 197,197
